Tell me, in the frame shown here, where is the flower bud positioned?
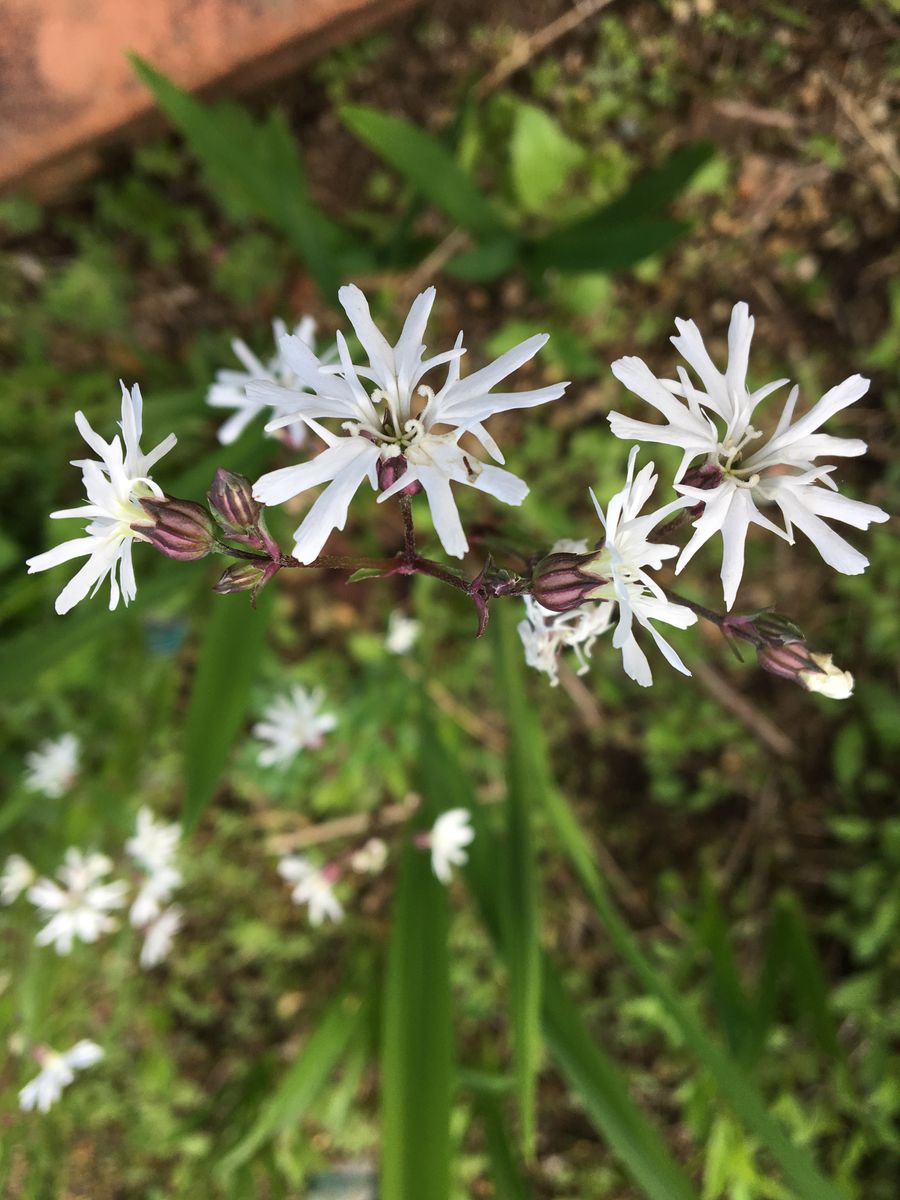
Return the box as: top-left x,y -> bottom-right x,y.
137,498 -> 218,561
758,641 -> 854,700
530,551 -> 598,613
213,559 -> 280,604
208,469 -> 262,537
377,452 -> 421,496
723,610 -> 804,648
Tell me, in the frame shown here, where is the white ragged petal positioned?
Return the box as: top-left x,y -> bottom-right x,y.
290,440 -> 382,564
724,301 -> 754,402
670,316 -> 727,416
26,536 -> 97,574
434,333 -> 552,411
254,436 -> 372,507
414,466 -> 469,559
339,283 -> 398,388
437,382 -> 567,425
469,463 -> 529,507
766,483 -> 886,576
53,540 -> 123,616
63,1040 -> 104,1070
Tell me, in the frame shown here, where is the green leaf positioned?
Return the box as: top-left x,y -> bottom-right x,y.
444,236 -> 521,282
599,143 -> 715,222
132,56 -> 341,298
699,875 -> 758,1064
510,102 -> 585,215
183,588 -> 272,829
339,104 -> 508,240
485,623 -> 843,1200
347,567 -> 386,583
217,992 -> 363,1175
477,1094 -> 533,1200
381,724 -> 452,1200
526,217 -> 688,275
492,605 -> 542,1157
543,968 -> 699,1200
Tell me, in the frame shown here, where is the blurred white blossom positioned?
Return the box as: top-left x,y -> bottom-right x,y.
350,837 -> 388,874
609,303 -> 889,608
208,317 -> 337,449
253,686 -> 337,767
24,733 -> 80,798
429,809 -> 474,884
127,807 -> 183,928
1,855 -> 36,904
278,855 -> 344,926
252,285 -> 567,562
584,448 -> 697,688
28,849 -> 127,955
19,1041 -> 103,1113
518,594 -> 614,687
26,384 -> 176,614
139,905 -> 183,968
385,610 -> 420,655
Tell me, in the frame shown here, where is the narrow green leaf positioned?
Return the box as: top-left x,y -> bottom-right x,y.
492,605 -> 542,1157
381,725 -> 452,1200
599,143 -> 715,222
444,715 -> 699,1200
543,968 -> 699,1200
132,56 -> 341,298
347,567 -> 385,583
477,1095 -> 533,1200
183,589 -> 271,829
699,874 -> 758,1063
487,626 -> 843,1200
444,236 -> 521,282
217,992 -> 363,1175
339,104 -> 507,240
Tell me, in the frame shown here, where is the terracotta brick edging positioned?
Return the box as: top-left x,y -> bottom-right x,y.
0,0 -> 418,200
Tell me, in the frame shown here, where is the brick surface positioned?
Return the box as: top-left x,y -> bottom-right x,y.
0,0 -> 417,198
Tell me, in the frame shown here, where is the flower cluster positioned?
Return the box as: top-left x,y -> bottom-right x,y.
2,807 -> 183,967
25,287 -> 885,697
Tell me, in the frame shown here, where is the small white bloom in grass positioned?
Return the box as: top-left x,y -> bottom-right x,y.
252,285 -> 568,562
26,383 -> 177,614
584,448 -> 697,688
350,837 -> 388,875
609,303 -> 889,608
19,1041 -> 103,1113
126,806 -> 181,873
429,809 -> 475,884
28,849 -> 127,955
1,855 -> 36,904
253,686 -> 337,768
23,733 -> 80,798
139,905 -> 183,968
208,317 -> 337,449
130,866 -> 182,927
278,855 -> 344,926
385,610 -> 420,656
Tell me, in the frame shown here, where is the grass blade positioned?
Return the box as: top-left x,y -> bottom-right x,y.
492,605 -> 542,1157
217,991 -> 364,1176
132,57 -> 341,298
381,723 -> 453,1200
477,1094 -> 533,1200
183,589 -> 271,829
339,105 -> 508,240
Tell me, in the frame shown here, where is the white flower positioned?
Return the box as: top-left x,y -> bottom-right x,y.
208,317 -> 337,449
139,905 -> 183,968
801,653 -> 854,700
130,866 -> 182,927
19,1041 -> 103,1113
278,855 -> 344,926
429,809 -> 475,884
609,303 -> 889,608
584,448 -> 698,688
1,855 -> 37,904
126,806 -> 181,873
23,733 -> 80,798
253,686 -> 337,768
385,610 -> 420,655
252,285 -> 567,562
26,383 -> 177,614
518,594 -> 614,687
350,837 -> 388,874
28,849 -> 127,955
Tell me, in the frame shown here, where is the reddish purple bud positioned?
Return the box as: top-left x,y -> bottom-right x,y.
530,551 -> 599,613
682,463 -> 724,492
137,497 -> 219,561
377,453 -> 421,496
208,469 -> 262,537
722,610 -> 805,649
212,559 -> 280,606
